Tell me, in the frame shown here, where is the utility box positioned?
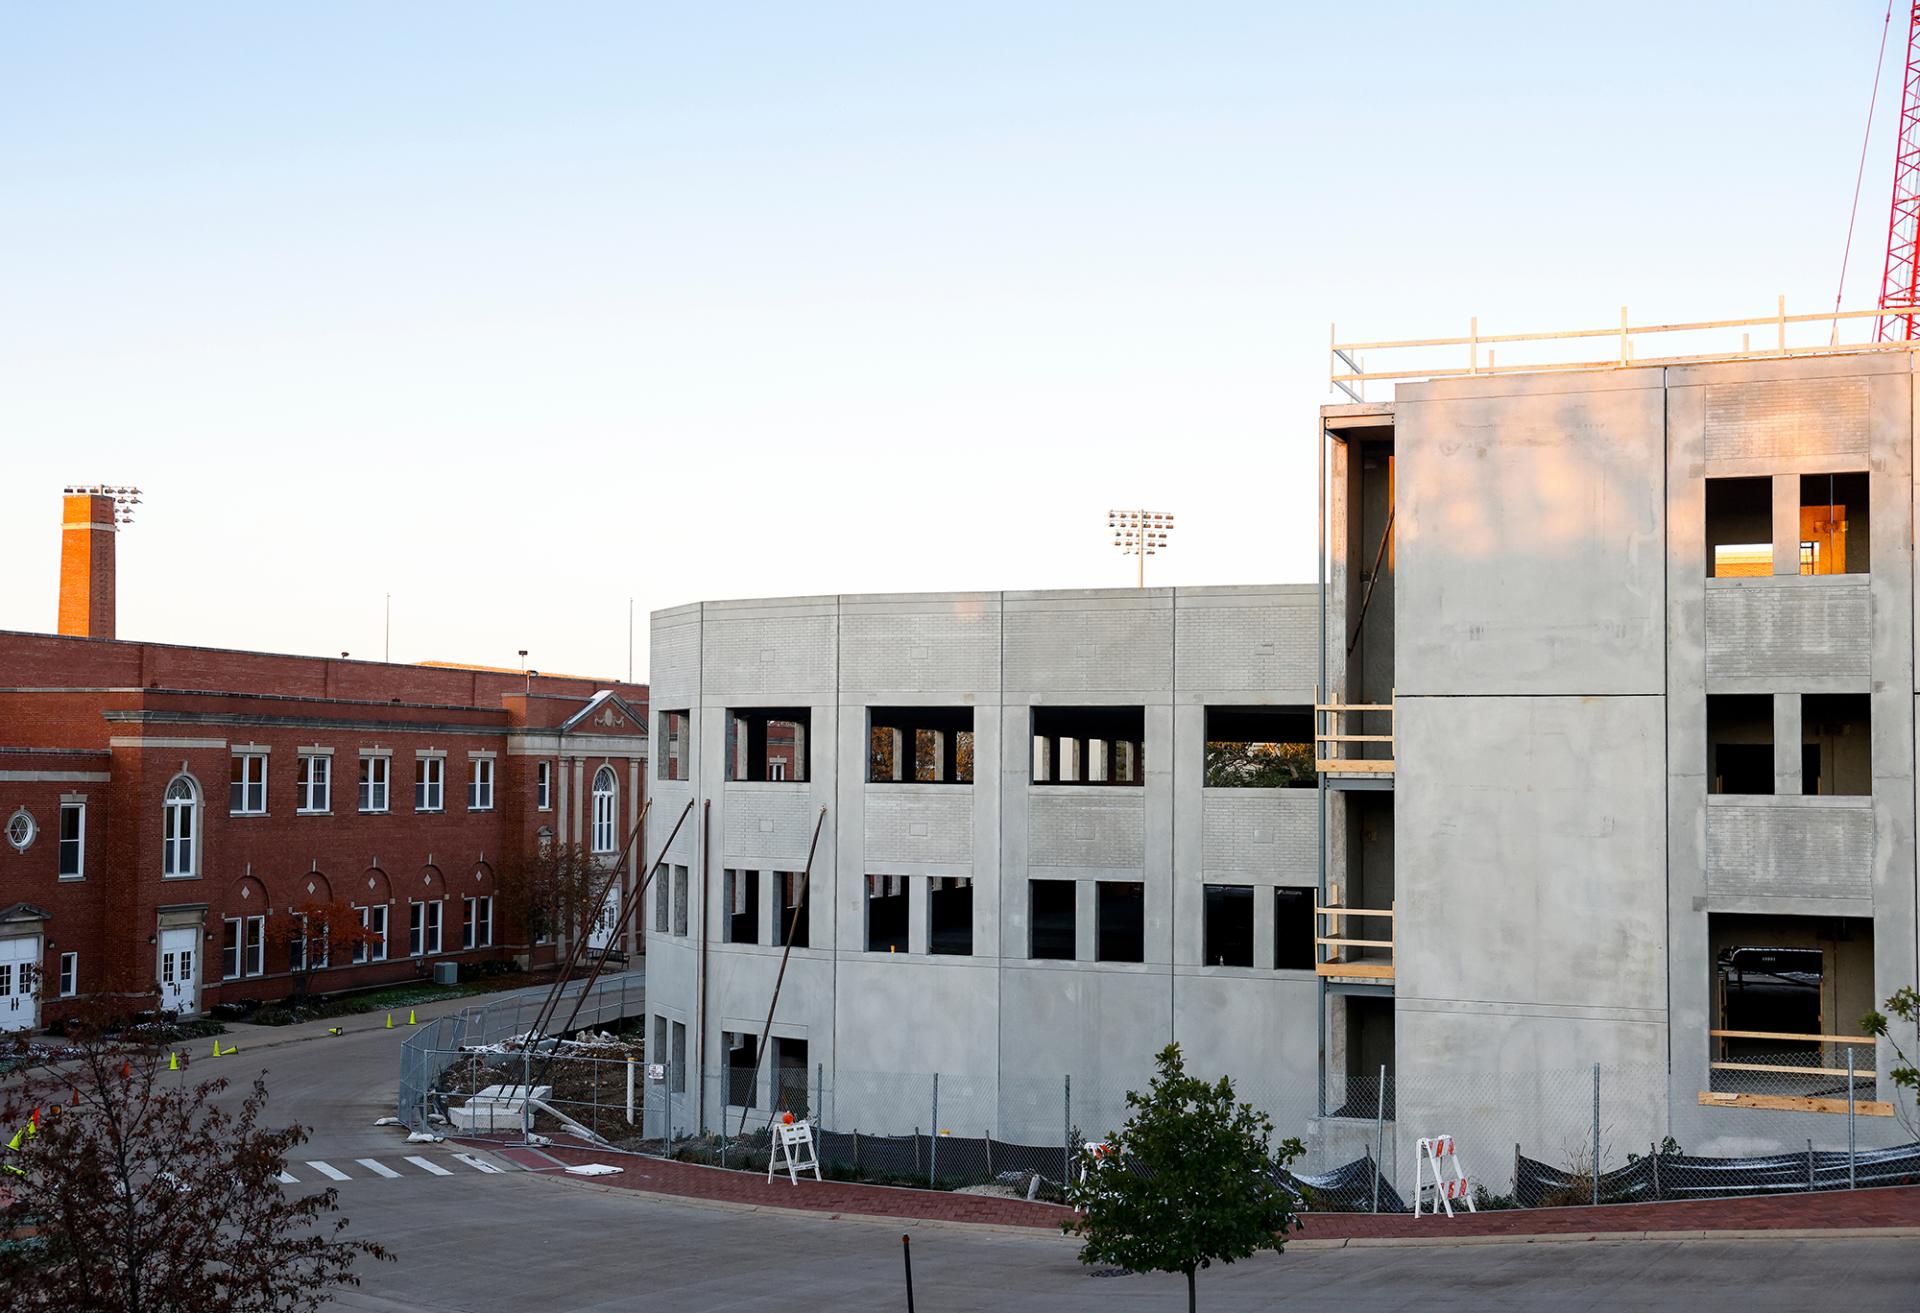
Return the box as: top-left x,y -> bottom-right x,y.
433,961 -> 458,986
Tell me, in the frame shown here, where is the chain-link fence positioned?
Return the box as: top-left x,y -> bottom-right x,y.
396,970 -> 644,1127
414,1042 -> 1918,1212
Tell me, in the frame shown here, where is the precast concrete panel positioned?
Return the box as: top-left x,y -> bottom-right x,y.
1395,372 -> 1667,696
996,966 -> 1174,1143
1705,798 -> 1874,902
1200,789 -> 1317,881
838,594 -> 1001,694
1003,591 -> 1173,695
864,788 -> 975,867
700,598 -> 837,699
1704,578 -> 1871,687
1171,586 -> 1319,699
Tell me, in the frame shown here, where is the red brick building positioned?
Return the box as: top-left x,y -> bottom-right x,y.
0,493 -> 647,1032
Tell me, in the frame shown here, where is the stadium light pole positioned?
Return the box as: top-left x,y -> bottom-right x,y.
1108,509 -> 1174,588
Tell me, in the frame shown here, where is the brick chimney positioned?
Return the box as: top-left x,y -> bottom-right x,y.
58,492 -> 117,639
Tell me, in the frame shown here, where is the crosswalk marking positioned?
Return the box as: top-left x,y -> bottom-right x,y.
453,1152 -> 504,1175
306,1160 -> 351,1182
355,1158 -> 402,1178
275,1171 -> 298,1184
404,1155 -> 455,1177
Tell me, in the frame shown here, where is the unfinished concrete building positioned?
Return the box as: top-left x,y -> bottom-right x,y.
643,323 -> 1920,1174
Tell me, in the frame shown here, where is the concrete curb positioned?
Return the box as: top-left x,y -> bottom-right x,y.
1288,1225 -> 1920,1250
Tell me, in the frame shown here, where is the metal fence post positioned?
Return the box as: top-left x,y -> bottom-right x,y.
1063,1075 -> 1072,1183
816,1061 -> 823,1127
666,1057 -> 674,1145
1847,1046 -> 1857,1189
1372,1062 -> 1386,1214
1590,1064 -> 1600,1207
930,1074 -> 940,1188
1807,1139 -> 1815,1192
520,1041 -> 533,1145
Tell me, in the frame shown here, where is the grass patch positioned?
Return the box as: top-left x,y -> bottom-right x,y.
244,976 -> 542,1027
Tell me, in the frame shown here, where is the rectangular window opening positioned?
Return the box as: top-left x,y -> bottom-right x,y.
660,711 -> 691,781
1708,693 -> 1774,795
1030,879 -> 1077,960
1706,475 -> 1774,579
1031,706 -> 1144,785
1203,706 -> 1315,788
723,869 -> 760,945
868,707 -> 975,784
772,871 -> 810,949
774,1037 -> 809,1117
58,802 -> 84,878
1799,472 -> 1869,576
296,754 -> 331,813
1275,887 -> 1315,971
865,874 -> 909,952
1203,884 -> 1255,967
229,752 -> 267,815
358,755 -> 390,813
670,1020 -> 687,1092
536,760 -> 552,811
725,708 -> 809,783
672,865 -> 689,937
725,1031 -> 758,1108
468,757 -> 494,811
58,952 -> 77,998
1094,881 -> 1144,963
1802,693 -> 1871,796
928,876 -> 973,955
415,756 -> 445,812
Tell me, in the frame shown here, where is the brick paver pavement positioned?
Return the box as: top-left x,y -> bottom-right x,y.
462,1134 -> 1920,1240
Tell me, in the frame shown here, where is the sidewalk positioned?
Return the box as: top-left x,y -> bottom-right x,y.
469,1135 -> 1920,1244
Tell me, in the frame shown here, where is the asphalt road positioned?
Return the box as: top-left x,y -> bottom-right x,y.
202,982 -> 1920,1313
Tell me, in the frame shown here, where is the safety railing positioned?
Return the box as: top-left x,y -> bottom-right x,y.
1699,1029 -> 1888,1117
1314,695 -> 1393,778
1315,883 -> 1394,981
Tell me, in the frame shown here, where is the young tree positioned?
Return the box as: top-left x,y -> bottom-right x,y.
497,840 -> 611,946
1064,1043 -> 1303,1313
264,900 -> 384,1001
1862,986 -> 1920,1138
0,1019 -> 388,1312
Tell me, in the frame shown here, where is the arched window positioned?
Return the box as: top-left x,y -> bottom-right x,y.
163,775 -> 199,876
591,766 -> 618,854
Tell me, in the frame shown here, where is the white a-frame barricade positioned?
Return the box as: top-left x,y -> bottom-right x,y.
769,1117 -> 822,1185
1413,1135 -> 1475,1217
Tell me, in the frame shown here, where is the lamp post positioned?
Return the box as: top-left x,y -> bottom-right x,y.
1108,509 -> 1174,588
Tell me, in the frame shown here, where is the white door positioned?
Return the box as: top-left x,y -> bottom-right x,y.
0,936 -> 40,1034
589,885 -> 620,951
159,927 -> 198,1016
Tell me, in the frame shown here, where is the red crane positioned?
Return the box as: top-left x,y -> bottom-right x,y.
1880,3 -> 1920,338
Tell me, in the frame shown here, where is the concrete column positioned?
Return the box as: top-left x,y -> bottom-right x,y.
1774,693 -> 1803,796
556,762 -> 570,844
759,869 -> 777,948
908,876 -> 928,955
1253,883 -> 1276,972
1771,472 -> 1801,575
1074,880 -> 1095,962
571,759 -> 585,846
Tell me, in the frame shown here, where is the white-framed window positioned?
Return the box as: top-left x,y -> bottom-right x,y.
224,915 -> 264,978
296,753 -> 331,813
288,916 -> 306,973
58,952 -> 77,998
768,759 -> 788,782
409,900 -> 442,956
591,766 -> 618,854
536,761 -> 552,811
415,756 -> 444,813
468,758 -> 494,811
229,752 -> 267,815
287,913 -> 329,972
359,754 -> 389,813
57,802 -> 84,879
463,895 -> 493,949
163,775 -> 199,877
353,904 -> 389,963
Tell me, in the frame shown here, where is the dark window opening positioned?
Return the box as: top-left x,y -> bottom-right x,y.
1708,694 -> 1774,795
1706,476 -> 1773,578
1030,879 -> 1077,960
1275,887 -> 1315,970
772,870 -> 810,948
869,706 -> 975,783
1800,472 -> 1869,576
1204,706 -> 1315,788
1203,884 -> 1254,967
659,710 -> 691,781
866,874 -> 910,952
1095,882 -> 1144,963
774,1037 -> 809,1117
725,1032 -> 758,1108
1803,693 -> 1871,796
1031,706 -> 1144,785
726,707 -> 809,783
929,877 -> 973,955
724,868 -> 760,945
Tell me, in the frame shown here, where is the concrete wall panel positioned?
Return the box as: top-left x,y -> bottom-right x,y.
1028,790 -> 1146,870
1704,579 -> 1871,685
1705,800 -> 1874,902
864,789 -> 975,867
1199,789 -> 1316,881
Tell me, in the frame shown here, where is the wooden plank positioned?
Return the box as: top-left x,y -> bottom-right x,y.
1317,734 -> 1395,743
1314,703 -> 1394,712
1314,906 -> 1395,919
1697,1091 -> 1893,1117
1315,759 -> 1396,774
1316,960 -> 1395,980
1708,1029 -> 1874,1046
1316,936 -> 1394,950
1709,1061 -> 1856,1078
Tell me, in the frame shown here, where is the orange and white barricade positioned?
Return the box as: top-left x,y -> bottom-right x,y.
1413,1135 -> 1475,1217
768,1114 -> 821,1185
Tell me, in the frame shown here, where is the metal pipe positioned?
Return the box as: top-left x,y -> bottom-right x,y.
1372,1062 -> 1385,1214
523,799 -> 654,1047
1316,421 -> 1328,1121
698,800 -> 710,1135
1591,1064 -> 1601,1207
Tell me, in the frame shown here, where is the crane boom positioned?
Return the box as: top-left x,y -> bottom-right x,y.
1880,3 -> 1920,339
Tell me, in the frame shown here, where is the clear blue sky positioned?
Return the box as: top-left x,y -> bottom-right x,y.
0,3 -> 1897,677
